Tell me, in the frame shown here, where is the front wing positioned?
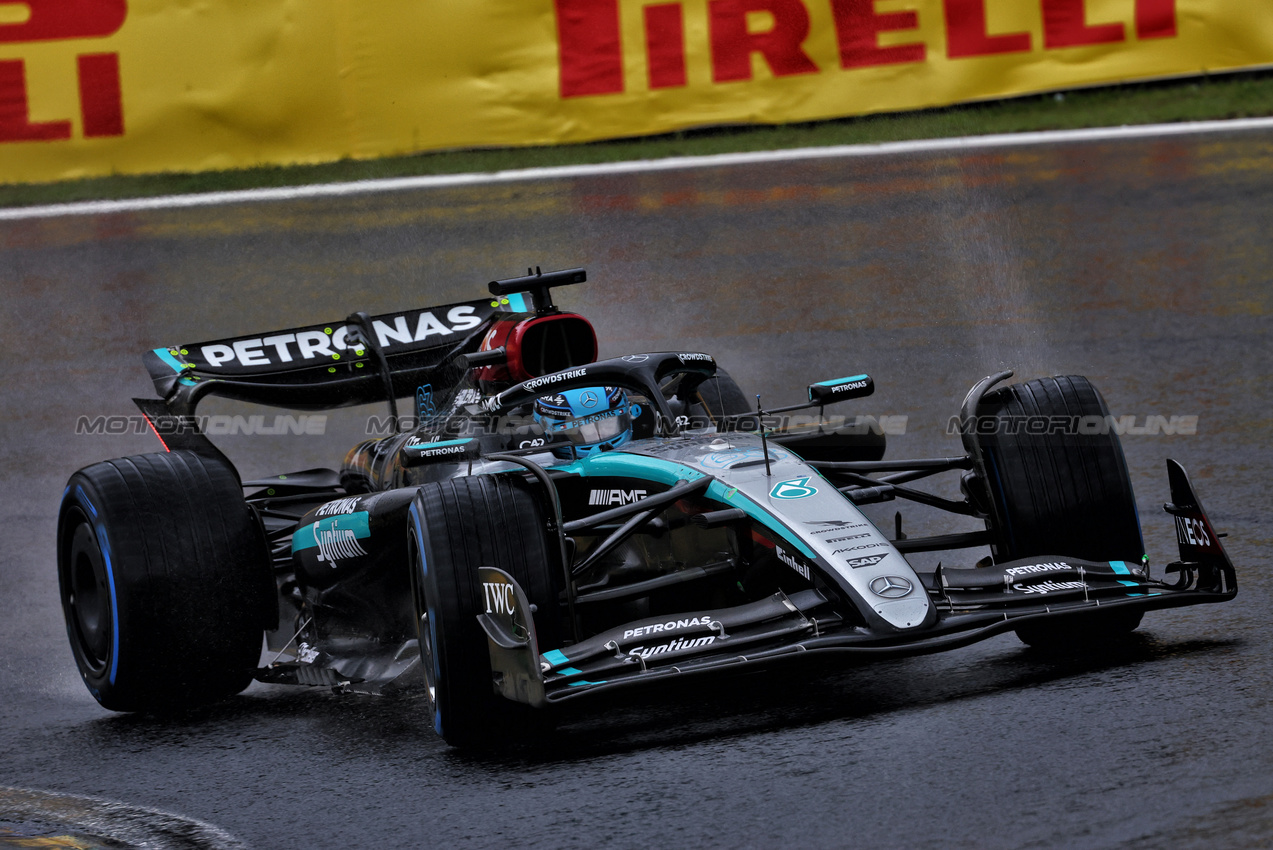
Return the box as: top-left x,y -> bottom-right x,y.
476,459 -> 1236,707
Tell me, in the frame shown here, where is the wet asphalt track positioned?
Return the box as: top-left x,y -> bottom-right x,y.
1,127 -> 1270,849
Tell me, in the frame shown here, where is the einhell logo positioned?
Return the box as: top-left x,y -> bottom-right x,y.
554,0 -> 1177,97
1,0 -> 125,142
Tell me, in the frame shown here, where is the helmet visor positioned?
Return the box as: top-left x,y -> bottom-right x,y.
567,412 -> 628,446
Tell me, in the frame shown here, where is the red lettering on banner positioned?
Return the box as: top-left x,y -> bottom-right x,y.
0,59 -> 72,141
1135,0 -> 1176,39
831,0 -> 926,68
0,0 -> 126,42
1041,0 -> 1124,48
556,0 -> 624,97
709,0 -> 819,82
78,53 -> 124,136
645,4 -> 687,88
944,0 -> 1030,57
0,0 -> 127,143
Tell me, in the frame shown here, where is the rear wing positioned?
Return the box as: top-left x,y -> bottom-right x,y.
141,268 -> 588,414
143,295 -> 521,411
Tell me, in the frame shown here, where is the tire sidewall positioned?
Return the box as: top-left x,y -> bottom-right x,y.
407,498 -> 446,736
58,481 -> 122,705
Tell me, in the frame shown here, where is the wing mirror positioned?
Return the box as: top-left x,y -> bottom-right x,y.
807,374 -> 874,404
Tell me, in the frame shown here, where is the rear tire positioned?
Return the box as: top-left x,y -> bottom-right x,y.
58,451 -> 274,711
973,375 -> 1145,648
408,475 -> 561,747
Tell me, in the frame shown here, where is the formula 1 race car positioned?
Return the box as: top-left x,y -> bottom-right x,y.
58,268 -> 1238,746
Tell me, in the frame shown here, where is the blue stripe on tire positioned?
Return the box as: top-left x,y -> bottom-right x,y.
408,502 -> 444,737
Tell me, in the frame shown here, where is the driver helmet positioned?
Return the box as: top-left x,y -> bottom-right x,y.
533,386 -> 633,456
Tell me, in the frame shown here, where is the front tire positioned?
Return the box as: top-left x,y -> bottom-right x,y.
58,451 -> 274,711
408,475 -> 562,746
973,375 -> 1145,648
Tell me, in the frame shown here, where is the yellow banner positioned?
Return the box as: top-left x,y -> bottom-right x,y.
2,0 -> 1272,184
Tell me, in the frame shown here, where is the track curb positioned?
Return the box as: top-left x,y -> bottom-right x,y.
0,786 -> 248,850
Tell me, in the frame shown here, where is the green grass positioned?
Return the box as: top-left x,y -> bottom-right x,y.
4,69 -> 1273,208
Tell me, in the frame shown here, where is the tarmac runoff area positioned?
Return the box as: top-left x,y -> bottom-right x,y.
0,788 -> 247,849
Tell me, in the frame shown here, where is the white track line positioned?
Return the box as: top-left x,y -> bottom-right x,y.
4,116 -> 1273,222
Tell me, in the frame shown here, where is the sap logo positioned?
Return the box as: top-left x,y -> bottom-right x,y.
482,581 -> 518,616
316,497 -> 360,517
776,547 -> 811,580
589,489 -> 647,506
1176,516 -> 1211,548
844,554 -> 886,569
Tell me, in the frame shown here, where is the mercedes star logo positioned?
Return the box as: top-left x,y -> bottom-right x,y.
580,391 -> 599,408
869,576 -> 913,598
622,354 -> 650,363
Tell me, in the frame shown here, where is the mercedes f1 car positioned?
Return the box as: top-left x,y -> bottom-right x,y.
58,268 -> 1237,746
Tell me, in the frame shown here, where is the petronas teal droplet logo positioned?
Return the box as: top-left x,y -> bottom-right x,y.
770,477 -> 817,500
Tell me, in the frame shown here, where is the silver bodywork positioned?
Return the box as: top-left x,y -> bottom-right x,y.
475,430 -> 935,632
623,433 -> 933,632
